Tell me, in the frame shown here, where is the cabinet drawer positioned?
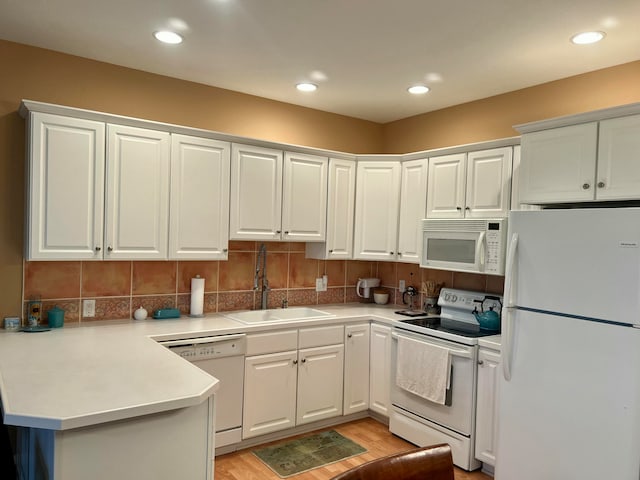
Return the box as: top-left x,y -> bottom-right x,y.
299,325 -> 344,348
245,329 -> 298,356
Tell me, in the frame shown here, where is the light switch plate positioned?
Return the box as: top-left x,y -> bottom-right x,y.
399,280 -> 406,293
315,278 -> 326,292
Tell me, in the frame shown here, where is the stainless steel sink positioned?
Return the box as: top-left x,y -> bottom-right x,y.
223,307 -> 334,324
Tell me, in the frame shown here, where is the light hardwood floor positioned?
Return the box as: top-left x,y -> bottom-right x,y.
214,418 -> 492,480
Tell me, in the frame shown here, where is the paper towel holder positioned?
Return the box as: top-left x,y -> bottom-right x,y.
189,275 -> 205,318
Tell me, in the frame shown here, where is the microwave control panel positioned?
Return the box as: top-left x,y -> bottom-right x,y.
485,221 -> 506,274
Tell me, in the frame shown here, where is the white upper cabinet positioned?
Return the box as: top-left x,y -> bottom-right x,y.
169,135 -> 230,260
519,123 -> 598,204
517,107 -> 640,204
596,114 -> 640,200
282,152 -> 328,241
230,144 -> 328,241
230,144 -> 283,241
305,158 -> 356,260
426,153 -> 466,218
26,112 -> 105,260
465,147 -> 512,217
427,148 -> 512,219
353,161 -> 402,261
396,159 -> 428,263
105,124 -> 170,260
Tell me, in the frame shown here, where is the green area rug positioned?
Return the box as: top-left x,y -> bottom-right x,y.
252,430 -> 367,478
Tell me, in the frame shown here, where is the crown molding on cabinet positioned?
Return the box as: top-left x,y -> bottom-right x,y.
514,102 -> 640,134
19,99 -> 520,162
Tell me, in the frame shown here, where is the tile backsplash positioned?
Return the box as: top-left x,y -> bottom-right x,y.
22,241 -> 504,324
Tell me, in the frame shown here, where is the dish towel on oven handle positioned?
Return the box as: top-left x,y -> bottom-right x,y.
396,335 -> 451,405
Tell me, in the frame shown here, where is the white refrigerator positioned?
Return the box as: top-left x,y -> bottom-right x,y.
496,208 -> 640,480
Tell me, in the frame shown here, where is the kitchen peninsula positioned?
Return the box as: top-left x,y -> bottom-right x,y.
0,304 -> 424,480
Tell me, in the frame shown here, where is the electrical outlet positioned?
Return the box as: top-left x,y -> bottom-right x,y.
315,278 -> 325,292
399,280 -> 406,293
83,299 -> 96,317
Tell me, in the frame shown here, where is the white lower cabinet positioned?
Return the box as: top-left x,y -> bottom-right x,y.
369,323 -> 392,417
242,325 -> 344,440
475,345 -> 501,467
296,344 -> 344,425
343,323 -> 370,414
243,350 -> 298,439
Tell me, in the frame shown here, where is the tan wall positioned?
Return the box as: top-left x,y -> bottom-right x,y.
382,60 -> 640,153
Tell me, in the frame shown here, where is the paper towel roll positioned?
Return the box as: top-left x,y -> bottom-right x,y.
190,276 -> 205,317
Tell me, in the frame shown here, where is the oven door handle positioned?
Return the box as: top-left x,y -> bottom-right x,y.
392,332 -> 473,359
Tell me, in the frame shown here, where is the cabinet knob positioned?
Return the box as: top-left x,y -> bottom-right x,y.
389,252 -> 394,255
478,360 -> 484,365
456,206 -> 462,211
597,181 -> 606,188
582,183 -> 591,190
284,231 -> 289,234
328,249 -> 334,253
107,246 -> 113,252
347,333 -> 353,338
301,358 -> 306,363
292,359 -> 298,365
223,248 -> 228,253
276,230 -> 282,234
95,246 -> 101,252
465,206 -> 470,210
398,252 -> 402,256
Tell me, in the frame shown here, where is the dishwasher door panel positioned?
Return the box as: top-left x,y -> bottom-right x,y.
194,355 -> 244,433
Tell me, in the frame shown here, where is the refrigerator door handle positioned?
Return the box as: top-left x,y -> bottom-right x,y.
502,306 -> 514,381
502,233 -> 518,382
476,231 -> 486,271
503,233 -> 519,308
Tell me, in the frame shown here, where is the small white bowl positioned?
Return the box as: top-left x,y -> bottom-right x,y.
373,292 -> 389,305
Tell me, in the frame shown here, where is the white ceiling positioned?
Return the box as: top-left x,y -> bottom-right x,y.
1,0 -> 639,123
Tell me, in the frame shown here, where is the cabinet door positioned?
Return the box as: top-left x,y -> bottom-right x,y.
343,323 -> 370,415
475,347 -> 501,466
465,147 -> 512,218
229,144 -> 283,241
519,123 -> 597,204
169,135 -> 230,260
426,153 -> 466,218
596,114 -> 640,201
397,159 -> 428,263
243,351 -> 298,439
353,162 -> 401,260
282,152 -> 328,241
324,158 -> 356,259
105,124 -> 170,260
369,323 -> 392,417
296,344 -> 344,425
27,112 -> 105,260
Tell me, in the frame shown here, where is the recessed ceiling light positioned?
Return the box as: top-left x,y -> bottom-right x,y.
153,30 -> 183,44
296,83 -> 318,92
571,31 -> 605,45
408,85 -> 430,95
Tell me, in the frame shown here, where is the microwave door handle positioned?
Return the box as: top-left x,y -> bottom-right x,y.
502,233 -> 519,382
476,231 -> 486,271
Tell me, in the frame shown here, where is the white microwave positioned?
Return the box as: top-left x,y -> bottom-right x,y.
420,218 -> 507,275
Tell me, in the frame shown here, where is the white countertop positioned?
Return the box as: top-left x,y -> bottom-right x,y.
0,303 -> 405,431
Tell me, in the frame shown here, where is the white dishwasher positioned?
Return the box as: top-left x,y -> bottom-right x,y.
160,334 -> 246,449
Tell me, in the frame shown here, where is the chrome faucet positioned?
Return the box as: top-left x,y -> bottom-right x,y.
254,243 -> 269,309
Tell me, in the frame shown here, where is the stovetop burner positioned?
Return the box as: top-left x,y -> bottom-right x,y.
398,317 -> 499,338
